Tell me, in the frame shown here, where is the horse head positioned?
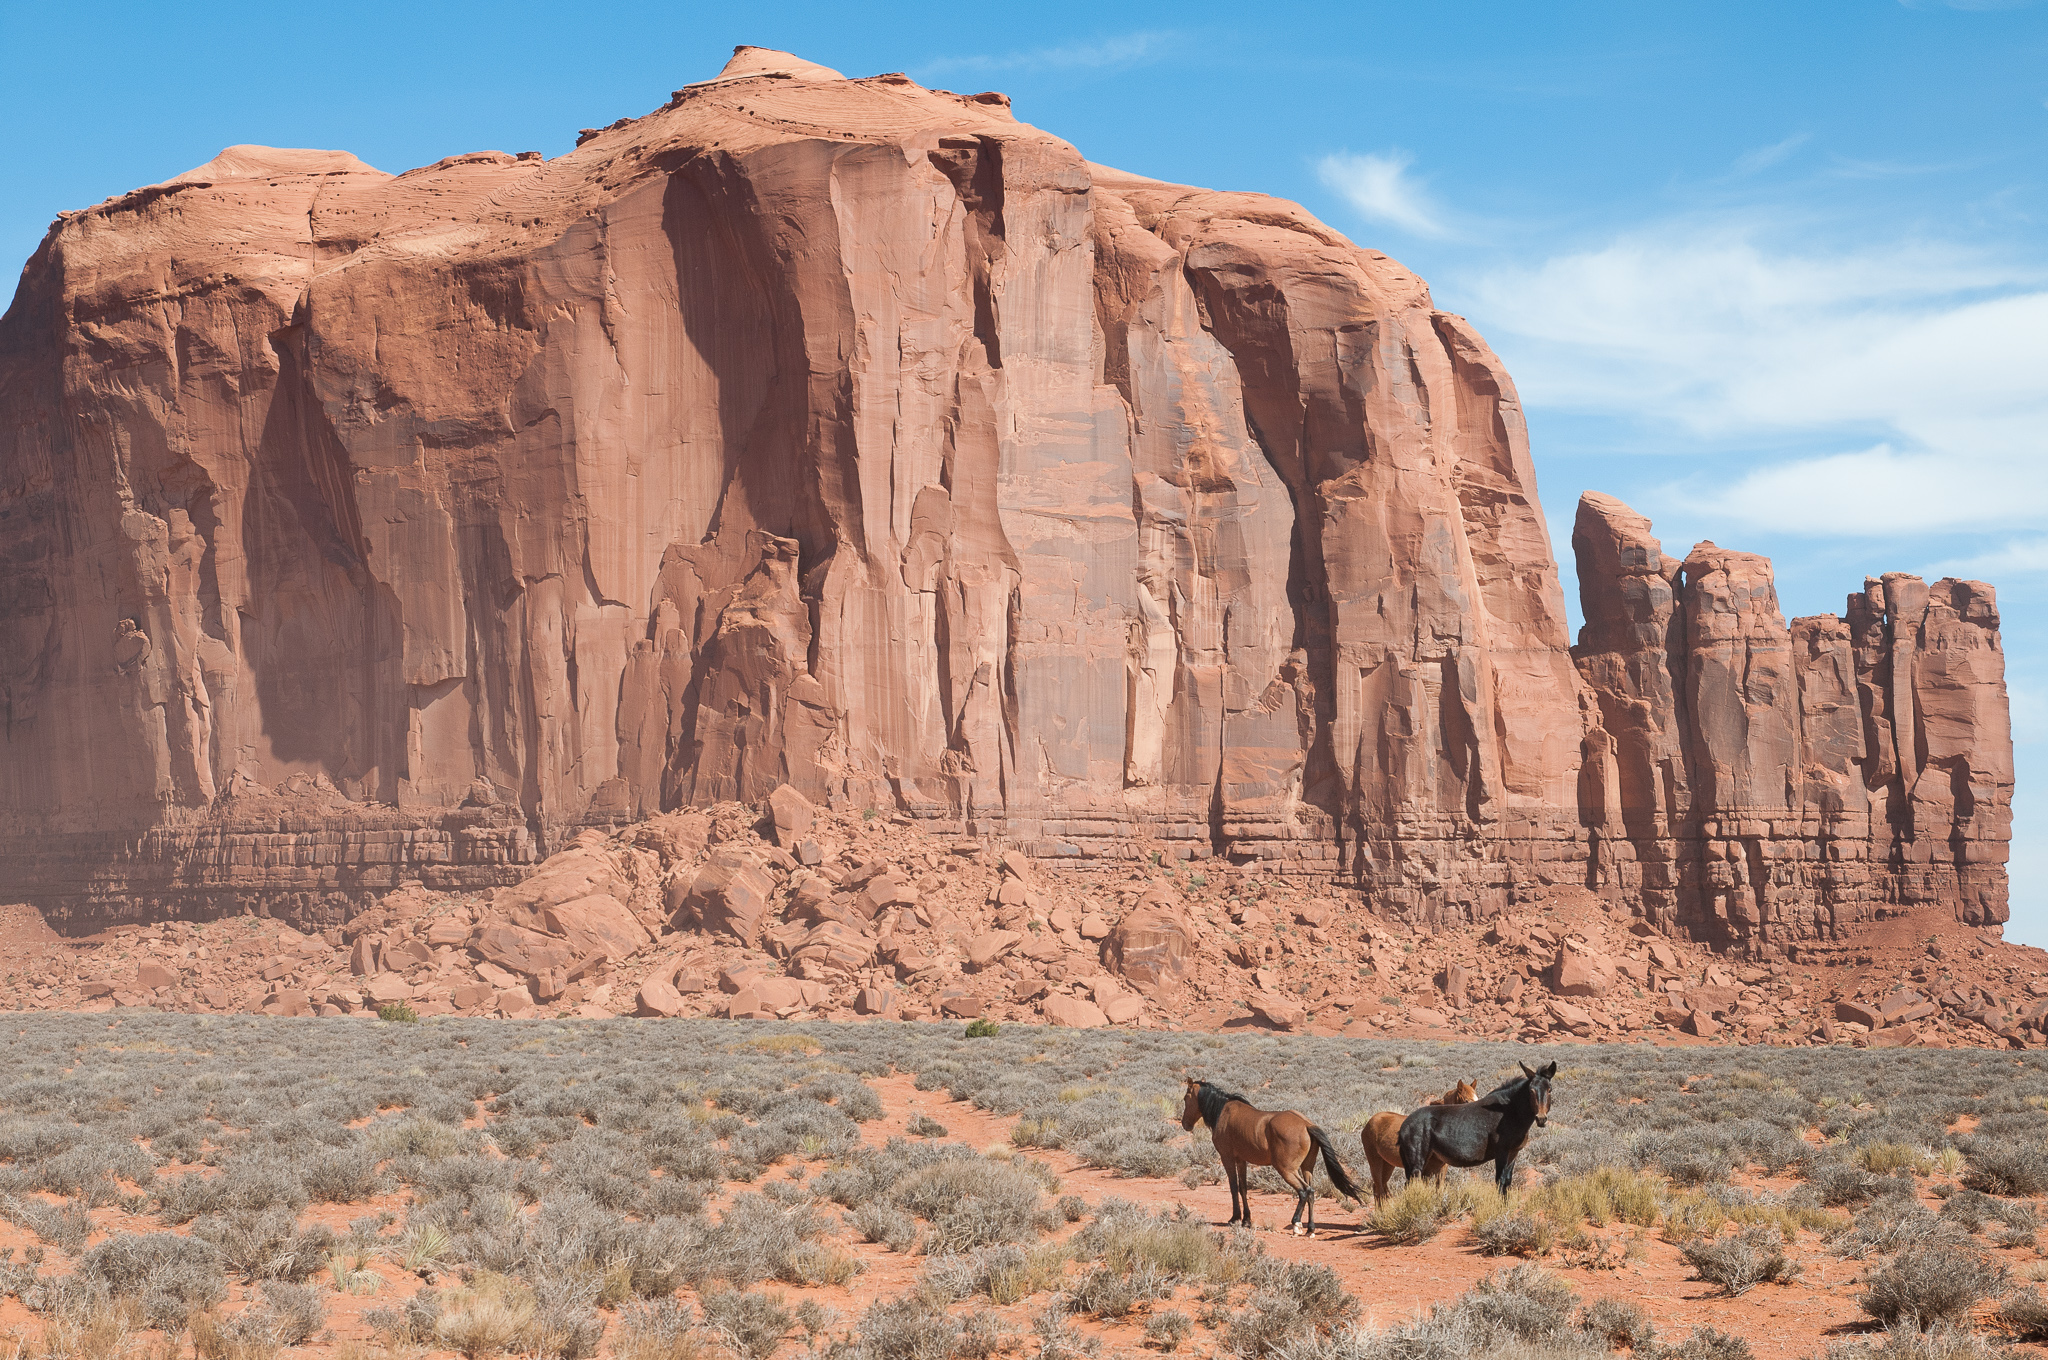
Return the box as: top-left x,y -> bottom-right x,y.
1517,1061 -> 1557,1126
1448,1078 -> 1478,1104
1180,1079 -> 1205,1132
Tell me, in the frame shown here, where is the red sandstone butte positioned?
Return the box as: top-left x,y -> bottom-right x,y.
0,47 -> 2013,956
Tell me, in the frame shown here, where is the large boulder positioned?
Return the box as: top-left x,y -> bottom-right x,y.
1042,995 -> 1107,1028
768,785 -> 815,847
1549,942 -> 1613,998
1106,908 -> 1192,996
540,893 -> 653,961
675,850 -> 777,944
792,921 -> 877,975
472,922 -> 577,979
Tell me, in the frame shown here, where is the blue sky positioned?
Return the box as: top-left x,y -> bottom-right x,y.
3,1 -> 2043,938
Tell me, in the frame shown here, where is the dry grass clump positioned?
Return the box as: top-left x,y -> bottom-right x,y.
1366,1179 -> 1486,1246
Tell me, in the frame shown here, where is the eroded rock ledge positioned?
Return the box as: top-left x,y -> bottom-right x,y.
0,48 -> 2011,950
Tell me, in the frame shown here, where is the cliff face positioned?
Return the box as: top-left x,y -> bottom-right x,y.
1572,493 -> 2013,946
0,48 -> 2011,946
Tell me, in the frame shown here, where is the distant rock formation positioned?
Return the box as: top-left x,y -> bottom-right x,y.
0,48 -> 2012,947
1572,492 -> 2012,944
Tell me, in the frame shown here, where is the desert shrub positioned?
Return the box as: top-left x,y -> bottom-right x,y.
76,1232 -> 229,1329
1859,1246 -> 2006,1328
1450,1264 -> 1581,1345
851,1202 -> 920,1253
1147,1309 -> 1195,1352
1069,1261 -> 1171,1318
907,1114 -> 948,1138
893,1158 -> 1045,1253
611,1299 -> 706,1360
1821,1326 -> 2019,1360
1058,1194 -> 1088,1222
1,1196 -> 92,1251
1941,1189 -> 2006,1233
256,1281 -> 325,1344
1474,1211 -> 1553,1258
1806,1160 -> 1890,1208
1997,1288 -> 2048,1340
436,1275 -> 533,1360
1666,1328 -> 1755,1360
1223,1261 -> 1358,1356
1033,1305 -> 1104,1360
1962,1139 -> 2048,1197
1682,1225 -> 1803,1296
1838,1199 -> 1966,1260
192,1307 -> 284,1360
193,1210 -> 336,1283
847,1293 -> 959,1360
525,1271 -> 604,1360
958,1307 -> 1015,1360
301,1147 -> 385,1204
1582,1296 -> 1655,1350
364,1290 -> 441,1347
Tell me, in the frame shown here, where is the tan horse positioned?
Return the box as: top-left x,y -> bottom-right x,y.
1359,1078 -> 1478,1203
1180,1079 -> 1366,1236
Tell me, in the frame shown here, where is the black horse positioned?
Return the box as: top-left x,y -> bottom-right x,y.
1396,1061 -> 1555,1194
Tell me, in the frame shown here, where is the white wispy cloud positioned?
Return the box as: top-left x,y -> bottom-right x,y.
1315,151 -> 1448,238
1466,222 -> 2048,537
1926,538 -> 2048,578
919,31 -> 1176,78
1732,133 -> 1809,175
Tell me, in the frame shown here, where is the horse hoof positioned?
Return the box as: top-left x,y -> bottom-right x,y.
1292,1225 -> 1306,1237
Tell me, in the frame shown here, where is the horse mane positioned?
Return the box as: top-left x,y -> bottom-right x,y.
1194,1081 -> 1251,1128
1476,1074 -> 1528,1110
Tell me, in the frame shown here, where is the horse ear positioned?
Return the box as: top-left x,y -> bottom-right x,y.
1519,1062 -> 1535,1078
1542,1062 -> 1558,1079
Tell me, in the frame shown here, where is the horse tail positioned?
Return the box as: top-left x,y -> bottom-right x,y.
1306,1125 -> 1365,1202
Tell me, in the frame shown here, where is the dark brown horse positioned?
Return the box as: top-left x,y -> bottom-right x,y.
1360,1077 -> 1478,1203
1180,1079 -> 1365,1236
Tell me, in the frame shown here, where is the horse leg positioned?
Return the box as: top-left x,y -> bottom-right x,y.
1276,1158 -> 1310,1236
1495,1152 -> 1518,1196
1226,1159 -> 1246,1226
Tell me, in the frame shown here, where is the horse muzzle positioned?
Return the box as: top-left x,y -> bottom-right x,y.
1535,1116 -> 1548,1127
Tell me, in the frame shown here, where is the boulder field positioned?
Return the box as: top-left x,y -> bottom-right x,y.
0,46 -> 2012,962
6,787 -> 2045,1051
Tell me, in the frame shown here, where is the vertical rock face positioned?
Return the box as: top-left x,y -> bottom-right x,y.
1572,493 -> 2013,944
0,48 -> 2012,946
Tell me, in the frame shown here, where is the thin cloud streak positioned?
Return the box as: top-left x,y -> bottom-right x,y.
1315,151 -> 1449,238
918,31 -> 1177,78
1732,133 -> 1810,175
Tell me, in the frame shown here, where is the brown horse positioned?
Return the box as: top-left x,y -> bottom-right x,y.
1180,1079 -> 1365,1236
1359,1077 -> 1478,1203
